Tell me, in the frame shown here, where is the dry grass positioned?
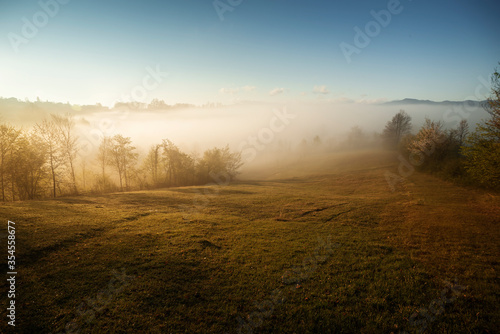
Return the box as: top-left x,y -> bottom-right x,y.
0,150 -> 498,333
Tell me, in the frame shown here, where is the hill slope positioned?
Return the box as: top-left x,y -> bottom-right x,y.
0,150 -> 498,333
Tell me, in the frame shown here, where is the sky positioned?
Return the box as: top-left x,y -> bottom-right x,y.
1,0 -> 499,107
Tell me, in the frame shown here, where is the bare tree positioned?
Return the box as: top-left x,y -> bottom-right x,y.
108,135 -> 138,191
0,124 -> 21,201
161,140 -> 198,186
161,139 -> 181,186
144,144 -> 161,186
9,132 -> 47,200
383,110 -> 412,147
96,136 -> 112,190
52,114 -> 79,194
80,159 -> 87,192
35,119 -> 63,198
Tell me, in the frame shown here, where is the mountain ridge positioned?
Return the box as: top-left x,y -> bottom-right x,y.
384,98 -> 487,106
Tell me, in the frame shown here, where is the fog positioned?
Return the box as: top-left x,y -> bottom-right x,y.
2,98 -> 488,180
74,101 -> 489,163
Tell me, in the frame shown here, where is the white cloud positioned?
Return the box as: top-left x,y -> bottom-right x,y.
269,87 -> 285,96
313,85 -> 329,94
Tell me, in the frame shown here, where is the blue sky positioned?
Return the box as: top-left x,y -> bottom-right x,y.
1,0 -> 499,106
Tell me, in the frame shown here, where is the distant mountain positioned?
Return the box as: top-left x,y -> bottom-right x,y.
0,97 -> 204,124
385,98 -> 487,107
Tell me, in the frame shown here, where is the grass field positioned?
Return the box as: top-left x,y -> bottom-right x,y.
1,150 -> 498,333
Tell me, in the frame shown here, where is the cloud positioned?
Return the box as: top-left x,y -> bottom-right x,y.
269,88 -> 285,96
313,85 -> 329,94
219,85 -> 256,95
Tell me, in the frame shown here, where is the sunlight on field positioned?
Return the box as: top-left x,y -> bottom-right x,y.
0,150 -> 498,333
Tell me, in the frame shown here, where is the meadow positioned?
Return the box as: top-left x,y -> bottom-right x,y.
0,150 -> 498,333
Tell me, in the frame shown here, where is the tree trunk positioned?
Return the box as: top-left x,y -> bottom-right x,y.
50,153 -> 56,198
118,170 -> 123,191
68,157 -> 78,194
51,166 -> 56,198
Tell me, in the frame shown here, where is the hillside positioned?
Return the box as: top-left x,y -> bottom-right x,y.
0,150 -> 498,333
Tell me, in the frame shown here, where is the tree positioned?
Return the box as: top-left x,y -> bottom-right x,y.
148,99 -> 169,110
448,119 -> 469,155
52,114 -> 79,194
383,110 -> 412,148
96,136 -> 113,191
407,118 -> 448,167
175,151 -> 196,186
452,119 -> 469,147
80,159 -> 88,192
462,65 -> 500,188
0,124 -> 21,201
197,145 -> 242,184
108,135 -> 138,191
35,119 -> 63,198
161,140 -> 195,186
9,132 -> 47,200
161,139 -> 179,186
143,144 -> 162,186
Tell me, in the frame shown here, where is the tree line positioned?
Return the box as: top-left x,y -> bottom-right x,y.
380,66 -> 500,189
2,65 -> 498,199
0,116 -> 242,201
